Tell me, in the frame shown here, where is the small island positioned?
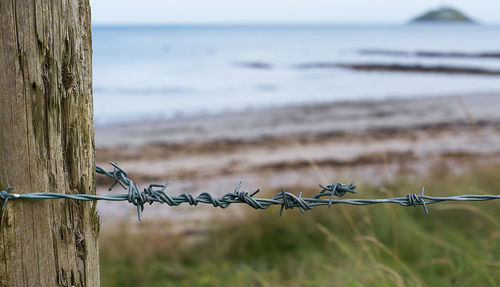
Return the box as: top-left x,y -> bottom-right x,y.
411,6 -> 475,23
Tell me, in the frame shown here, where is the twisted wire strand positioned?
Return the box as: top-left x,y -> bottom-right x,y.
1,162 -> 499,221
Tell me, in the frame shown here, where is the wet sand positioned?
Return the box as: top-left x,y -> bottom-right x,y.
95,93 -> 500,225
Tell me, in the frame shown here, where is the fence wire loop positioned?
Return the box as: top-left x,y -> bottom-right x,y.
0,187 -> 16,211
402,187 -> 429,214
1,162 -> 499,221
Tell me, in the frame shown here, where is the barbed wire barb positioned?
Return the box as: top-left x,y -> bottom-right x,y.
1,162 -> 499,221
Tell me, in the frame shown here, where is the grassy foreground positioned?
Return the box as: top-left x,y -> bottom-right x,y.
100,167 -> 500,286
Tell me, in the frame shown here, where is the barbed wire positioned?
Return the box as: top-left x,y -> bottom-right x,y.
1,162 -> 499,221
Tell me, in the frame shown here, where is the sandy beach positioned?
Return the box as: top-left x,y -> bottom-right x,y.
91,14 -> 500,287
95,93 -> 500,224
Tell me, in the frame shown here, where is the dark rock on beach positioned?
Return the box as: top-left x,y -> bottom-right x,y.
358,49 -> 500,59
338,64 -> 500,75
235,61 -> 273,70
295,62 -> 500,76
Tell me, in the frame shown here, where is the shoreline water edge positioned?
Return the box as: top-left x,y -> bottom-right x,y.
95,93 -> 500,223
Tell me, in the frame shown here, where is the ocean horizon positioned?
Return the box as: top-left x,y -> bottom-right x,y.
92,24 -> 500,124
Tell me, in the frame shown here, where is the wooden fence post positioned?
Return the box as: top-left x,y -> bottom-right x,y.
0,1 -> 100,286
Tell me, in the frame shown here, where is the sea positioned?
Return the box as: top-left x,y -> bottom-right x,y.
92,24 -> 500,124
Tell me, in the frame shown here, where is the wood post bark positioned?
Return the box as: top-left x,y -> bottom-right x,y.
0,0 -> 100,286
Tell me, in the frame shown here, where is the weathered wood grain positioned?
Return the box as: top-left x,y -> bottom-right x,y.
0,0 -> 99,286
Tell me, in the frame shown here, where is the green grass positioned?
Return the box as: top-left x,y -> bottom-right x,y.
100,167 -> 500,286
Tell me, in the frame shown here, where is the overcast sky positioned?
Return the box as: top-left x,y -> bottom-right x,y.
90,0 -> 500,25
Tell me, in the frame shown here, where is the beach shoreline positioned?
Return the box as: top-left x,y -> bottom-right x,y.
96,93 -> 500,147
95,93 -> 500,224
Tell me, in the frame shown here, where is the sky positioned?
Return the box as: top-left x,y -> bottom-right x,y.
90,0 -> 500,25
